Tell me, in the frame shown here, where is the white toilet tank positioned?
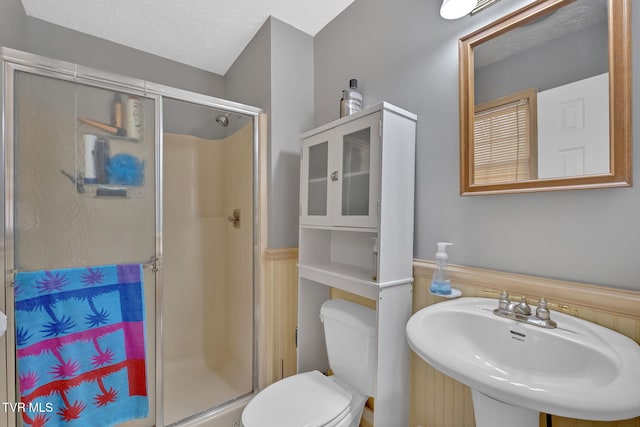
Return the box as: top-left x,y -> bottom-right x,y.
320,299 -> 377,396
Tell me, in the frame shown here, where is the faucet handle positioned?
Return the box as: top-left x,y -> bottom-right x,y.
536,297 -> 552,320
514,296 -> 532,315
498,290 -> 510,310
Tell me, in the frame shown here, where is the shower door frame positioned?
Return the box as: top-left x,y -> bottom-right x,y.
0,47 -> 263,427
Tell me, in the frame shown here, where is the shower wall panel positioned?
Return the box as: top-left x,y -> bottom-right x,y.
163,121 -> 253,424
221,122 -> 253,389
163,134 -> 227,365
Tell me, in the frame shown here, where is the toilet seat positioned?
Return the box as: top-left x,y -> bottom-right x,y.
242,370 -> 362,427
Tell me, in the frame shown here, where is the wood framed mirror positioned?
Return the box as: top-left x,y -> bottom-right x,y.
459,0 -> 631,195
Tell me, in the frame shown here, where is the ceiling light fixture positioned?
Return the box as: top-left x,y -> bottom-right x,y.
440,0 -> 477,20
470,0 -> 503,16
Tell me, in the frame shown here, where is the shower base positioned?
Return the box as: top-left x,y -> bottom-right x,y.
164,356 -> 249,425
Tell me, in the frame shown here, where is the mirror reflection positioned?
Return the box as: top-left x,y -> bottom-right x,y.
474,0 -> 607,183
459,0 -> 631,194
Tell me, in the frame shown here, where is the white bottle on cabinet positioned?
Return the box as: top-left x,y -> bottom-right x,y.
344,79 -> 362,115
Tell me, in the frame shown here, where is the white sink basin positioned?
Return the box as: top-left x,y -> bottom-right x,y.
406,297 -> 640,424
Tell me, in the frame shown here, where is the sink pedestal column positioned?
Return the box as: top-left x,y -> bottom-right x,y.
472,390 -> 539,427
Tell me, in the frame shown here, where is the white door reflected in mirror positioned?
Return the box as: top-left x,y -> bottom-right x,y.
537,73 -> 609,179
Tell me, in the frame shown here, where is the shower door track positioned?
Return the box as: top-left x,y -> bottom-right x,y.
1,46 -> 263,427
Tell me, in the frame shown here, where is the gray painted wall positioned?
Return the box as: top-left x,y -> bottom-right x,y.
2,1 -> 313,250
314,0 -> 640,291
5,0 -> 636,289
0,0 -> 224,97
1,0 -> 227,140
225,20 -> 272,113
163,99 -> 228,140
20,17 -> 231,140
226,17 -> 314,248
475,20 -> 608,103
0,0 -> 26,50
269,19 -> 314,248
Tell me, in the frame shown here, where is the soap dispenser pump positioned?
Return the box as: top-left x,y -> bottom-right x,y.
429,242 -> 460,297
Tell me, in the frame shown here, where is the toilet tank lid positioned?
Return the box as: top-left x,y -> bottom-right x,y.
320,299 -> 376,336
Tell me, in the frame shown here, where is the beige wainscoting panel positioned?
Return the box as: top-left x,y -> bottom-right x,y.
411,272 -> 476,427
262,252 -> 640,426
263,248 -> 299,384
331,288 -> 377,309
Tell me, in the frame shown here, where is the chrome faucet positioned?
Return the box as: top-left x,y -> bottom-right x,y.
514,296 -> 532,316
494,291 -> 557,329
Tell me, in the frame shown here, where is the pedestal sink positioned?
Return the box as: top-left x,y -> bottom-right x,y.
406,297 -> 640,426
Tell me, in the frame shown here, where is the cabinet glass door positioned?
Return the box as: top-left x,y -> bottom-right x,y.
342,128 -> 371,216
308,142 -> 329,216
301,134 -> 332,226
335,112 -> 380,227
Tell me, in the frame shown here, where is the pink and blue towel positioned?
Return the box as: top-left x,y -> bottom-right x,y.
15,264 -> 148,427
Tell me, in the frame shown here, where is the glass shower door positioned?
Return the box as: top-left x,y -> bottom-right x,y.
9,69 -> 157,427
162,99 -> 254,425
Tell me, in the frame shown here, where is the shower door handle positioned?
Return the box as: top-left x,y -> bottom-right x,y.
227,209 -> 240,229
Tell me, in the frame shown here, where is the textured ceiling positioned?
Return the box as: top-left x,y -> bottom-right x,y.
474,0 -> 607,68
20,0 -> 355,75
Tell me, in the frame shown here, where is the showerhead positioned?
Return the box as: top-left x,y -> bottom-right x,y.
216,113 -> 230,127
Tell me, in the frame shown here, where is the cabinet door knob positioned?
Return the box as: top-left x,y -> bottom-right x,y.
330,171 -> 339,181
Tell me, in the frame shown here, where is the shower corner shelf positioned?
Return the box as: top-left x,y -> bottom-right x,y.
73,117 -> 148,198
77,122 -> 142,144
77,117 -> 143,143
297,102 -> 417,426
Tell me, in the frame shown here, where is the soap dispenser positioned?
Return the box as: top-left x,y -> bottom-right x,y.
429,242 -> 460,297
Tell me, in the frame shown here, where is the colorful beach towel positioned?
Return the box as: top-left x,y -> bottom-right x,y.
14,264 -> 148,427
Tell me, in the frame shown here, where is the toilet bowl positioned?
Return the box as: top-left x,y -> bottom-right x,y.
241,370 -> 367,427
241,299 -> 376,427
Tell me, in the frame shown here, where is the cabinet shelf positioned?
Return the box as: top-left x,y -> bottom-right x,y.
299,261 -> 374,283
300,224 -> 377,232
298,263 -> 411,300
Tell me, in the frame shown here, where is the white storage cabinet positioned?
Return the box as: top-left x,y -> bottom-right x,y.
297,102 -> 417,427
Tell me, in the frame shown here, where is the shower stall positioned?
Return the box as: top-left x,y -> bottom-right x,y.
0,47 -> 262,427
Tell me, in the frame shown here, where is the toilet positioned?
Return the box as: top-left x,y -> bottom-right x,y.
242,298 -> 376,427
